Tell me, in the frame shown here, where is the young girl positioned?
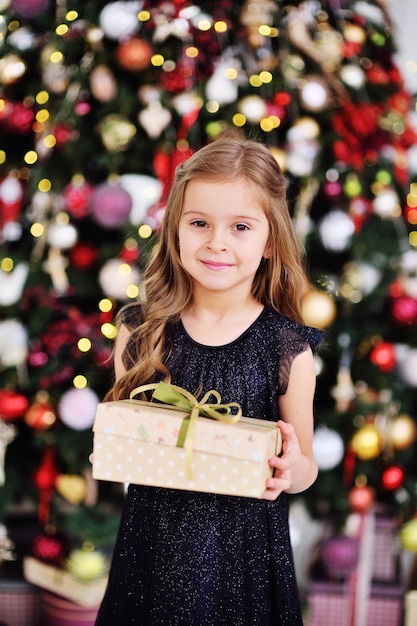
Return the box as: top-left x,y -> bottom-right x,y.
95,134 -> 322,625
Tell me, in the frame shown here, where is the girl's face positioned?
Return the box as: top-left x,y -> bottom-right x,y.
178,178 -> 270,300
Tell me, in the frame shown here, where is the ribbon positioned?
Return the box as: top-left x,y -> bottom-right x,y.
129,382 -> 242,479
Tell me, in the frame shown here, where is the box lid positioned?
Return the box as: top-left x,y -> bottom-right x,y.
93,399 -> 280,463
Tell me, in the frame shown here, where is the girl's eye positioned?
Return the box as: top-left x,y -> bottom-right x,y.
190,219 -> 207,228
234,223 -> 250,231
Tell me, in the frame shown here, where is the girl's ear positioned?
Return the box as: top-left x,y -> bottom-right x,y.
263,248 -> 271,259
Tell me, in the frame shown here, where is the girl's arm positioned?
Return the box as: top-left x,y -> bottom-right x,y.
262,347 -> 318,500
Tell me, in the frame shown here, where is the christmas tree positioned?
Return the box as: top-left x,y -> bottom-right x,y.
1,0 -> 417,578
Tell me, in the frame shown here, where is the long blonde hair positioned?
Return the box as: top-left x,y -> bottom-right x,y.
106,134 -> 310,400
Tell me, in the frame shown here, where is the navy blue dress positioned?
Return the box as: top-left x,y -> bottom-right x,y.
95,307 -> 321,626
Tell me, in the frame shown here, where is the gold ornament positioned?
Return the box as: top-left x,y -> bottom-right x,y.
351,423 -> 383,460
389,414 -> 417,450
98,114 -> 137,152
301,289 -> 337,328
56,474 -> 88,505
66,543 -> 107,581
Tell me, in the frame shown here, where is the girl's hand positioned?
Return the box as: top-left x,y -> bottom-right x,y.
261,420 -> 302,501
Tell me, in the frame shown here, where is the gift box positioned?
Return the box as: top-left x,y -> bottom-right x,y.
92,384 -> 281,499
0,575 -> 41,626
23,556 -> 108,608
371,509 -> 400,582
306,580 -> 404,626
41,591 -> 100,626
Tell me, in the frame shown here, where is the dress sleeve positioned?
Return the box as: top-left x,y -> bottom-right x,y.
117,303 -> 143,371
277,319 -> 323,395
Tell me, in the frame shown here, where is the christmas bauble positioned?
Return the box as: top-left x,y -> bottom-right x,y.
119,174 -> 162,226
351,423 -> 383,460
56,474 -> 87,505
312,427 -> 344,470
348,485 -> 375,513
318,209 -> 355,252
99,114 -> 137,152
116,37 -> 153,72
89,64 -> 117,102
90,181 -> 132,229
321,535 -> 359,579
66,544 -> 107,581
369,341 -> 396,372
25,393 -> 56,429
98,258 -> 141,300
0,388 -> 28,420
390,414 -> 417,450
58,387 -> 99,430
301,289 -> 337,329
99,1 -> 141,41
32,532 -> 66,565
11,0 -> 50,18
63,179 -> 93,219
381,465 -> 404,490
47,222 -> 78,250
69,243 -> 99,270
391,295 -> 417,325
400,518 -> 417,551
0,319 -> 28,367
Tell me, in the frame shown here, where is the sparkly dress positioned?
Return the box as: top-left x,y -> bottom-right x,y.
95,306 -> 321,626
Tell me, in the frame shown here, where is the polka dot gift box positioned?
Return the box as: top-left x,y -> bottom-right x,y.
92,383 -> 281,498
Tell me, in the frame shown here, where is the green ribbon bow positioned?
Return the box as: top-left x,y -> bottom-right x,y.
130,382 -> 242,479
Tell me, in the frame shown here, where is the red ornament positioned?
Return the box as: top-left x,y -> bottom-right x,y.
69,242 -> 99,270
381,465 -> 404,491
33,448 -> 59,524
25,393 -> 56,430
116,38 -> 153,72
0,389 -> 28,420
348,485 -> 375,513
32,531 -> 66,565
369,341 -> 396,372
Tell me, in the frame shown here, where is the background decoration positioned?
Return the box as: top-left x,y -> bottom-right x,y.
0,1 -> 417,614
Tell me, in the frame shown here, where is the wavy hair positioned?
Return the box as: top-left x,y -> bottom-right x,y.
106,133 -> 310,400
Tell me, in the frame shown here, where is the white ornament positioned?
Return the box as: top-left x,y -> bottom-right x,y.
0,319 -> 28,367
339,64 -> 365,89
313,427 -> 345,470
99,258 -> 141,300
99,1 -> 143,41
238,95 -> 267,123
138,102 -> 172,139
119,174 -> 162,225
206,60 -> 239,105
0,262 -> 28,306
319,210 -> 355,252
396,347 -> 417,387
373,188 -> 400,217
300,80 -> 328,111
58,387 -> 99,430
47,222 -> 78,250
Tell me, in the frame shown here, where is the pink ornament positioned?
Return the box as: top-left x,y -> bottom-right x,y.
11,0 -> 50,19
321,535 -> 359,579
90,182 -> 132,229
391,295 -> 417,325
58,387 -> 99,430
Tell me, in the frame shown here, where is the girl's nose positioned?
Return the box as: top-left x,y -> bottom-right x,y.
206,229 -> 228,251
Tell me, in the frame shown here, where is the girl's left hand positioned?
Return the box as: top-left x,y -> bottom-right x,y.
261,420 -> 301,501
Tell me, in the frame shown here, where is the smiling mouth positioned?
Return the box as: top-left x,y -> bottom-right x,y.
201,260 -> 233,270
